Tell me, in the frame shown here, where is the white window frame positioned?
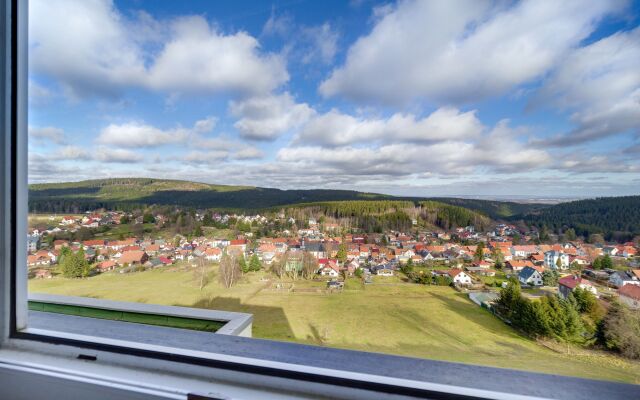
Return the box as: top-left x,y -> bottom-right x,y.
0,1 -> 638,399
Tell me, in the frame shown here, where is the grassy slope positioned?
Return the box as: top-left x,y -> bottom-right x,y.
29,268 -> 640,383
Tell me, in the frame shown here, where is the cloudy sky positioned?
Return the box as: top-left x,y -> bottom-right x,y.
28,0 -> 640,197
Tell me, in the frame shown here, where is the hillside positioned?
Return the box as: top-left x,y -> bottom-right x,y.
523,196 -> 640,241
430,197 -> 547,219
28,178 -> 541,223
28,178 -> 396,212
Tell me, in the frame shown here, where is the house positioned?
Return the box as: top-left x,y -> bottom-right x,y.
33,268 -> 52,279
447,268 -> 472,285
603,246 -> 619,257
60,216 -> 77,226
319,260 -> 340,277
608,270 -> 640,288
27,254 -> 50,267
375,265 -> 394,276
144,244 -> 161,255
303,242 -> 326,259
96,260 -> 117,272
529,253 -> 545,265
618,284 -> 640,310
118,250 -> 148,266
558,275 -> 597,299
204,247 -> 222,262
518,266 -> 543,286
512,245 -> 538,258
27,234 -> 39,252
285,253 -> 303,272
544,251 -> 570,269
622,246 -> 637,258
82,239 -> 106,249
158,256 -> 173,265
506,259 -> 535,272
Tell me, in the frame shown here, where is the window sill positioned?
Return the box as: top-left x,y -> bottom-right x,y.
10,306 -> 639,400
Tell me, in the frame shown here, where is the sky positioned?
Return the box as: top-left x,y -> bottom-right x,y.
27,0 -> 640,198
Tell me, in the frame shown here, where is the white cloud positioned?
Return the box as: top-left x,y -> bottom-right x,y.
184,150 -> 229,164
29,0 -> 146,98
97,122 -> 189,148
534,28 -> 640,145
55,146 -> 91,161
146,16 -> 288,95
29,126 -> 66,144
96,116 -> 215,148
28,80 -> 53,105
295,107 -> 483,146
29,1 -> 288,98
320,0 -> 624,104
230,92 -> 315,140
280,120 -> 549,177
94,147 -> 144,163
234,147 -> 264,160
262,8 -> 293,37
301,23 -> 339,65
558,155 -> 640,174
193,116 -> 217,134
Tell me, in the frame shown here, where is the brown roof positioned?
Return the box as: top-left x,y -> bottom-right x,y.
559,275 -> 593,290
619,284 -> 640,301
119,250 -> 147,264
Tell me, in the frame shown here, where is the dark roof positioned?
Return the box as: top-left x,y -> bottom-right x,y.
518,266 -> 540,280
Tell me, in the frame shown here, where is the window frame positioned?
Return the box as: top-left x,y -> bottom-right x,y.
1,1 -> 639,399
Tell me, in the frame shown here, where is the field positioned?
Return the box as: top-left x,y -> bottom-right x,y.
29,267 -> 640,384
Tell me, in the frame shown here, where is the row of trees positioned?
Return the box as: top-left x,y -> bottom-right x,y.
495,279 -> 599,343
495,278 -> 640,360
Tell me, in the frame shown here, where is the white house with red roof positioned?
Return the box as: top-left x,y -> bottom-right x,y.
447,268 -> 472,285
204,247 -> 222,262
318,259 -> 339,277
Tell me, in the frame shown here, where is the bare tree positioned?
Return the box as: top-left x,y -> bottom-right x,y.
195,257 -> 210,290
271,253 -> 287,279
301,251 -> 318,280
219,253 -> 241,288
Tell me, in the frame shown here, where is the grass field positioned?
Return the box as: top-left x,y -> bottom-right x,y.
29,267 -> 640,384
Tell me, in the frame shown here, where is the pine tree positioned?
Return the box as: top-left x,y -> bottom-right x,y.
249,254 -> 262,272
474,242 -> 485,262
238,256 -> 249,273
337,243 -> 347,265
542,269 -> 559,286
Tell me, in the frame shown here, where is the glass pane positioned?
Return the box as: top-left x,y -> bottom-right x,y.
26,0 -> 640,384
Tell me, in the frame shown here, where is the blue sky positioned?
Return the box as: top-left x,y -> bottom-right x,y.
27,0 -> 640,197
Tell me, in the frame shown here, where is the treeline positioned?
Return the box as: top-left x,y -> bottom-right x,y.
419,201 -> 490,231
496,279 -> 640,360
432,197 -> 545,219
523,196 -> 640,242
288,200 -> 493,232
289,201 -> 416,232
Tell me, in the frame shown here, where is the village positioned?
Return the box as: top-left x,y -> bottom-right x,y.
26,209 -> 640,309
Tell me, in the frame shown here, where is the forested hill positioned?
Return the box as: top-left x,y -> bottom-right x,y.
28,178 -> 394,212
522,196 -> 640,241
284,200 -> 491,232
430,197 -> 545,219
28,178 -> 543,220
